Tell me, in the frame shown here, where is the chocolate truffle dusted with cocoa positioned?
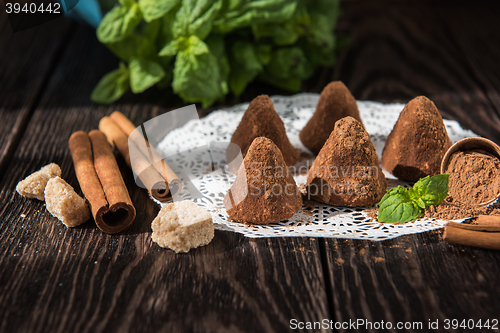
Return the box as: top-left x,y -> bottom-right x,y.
381,96 -> 452,182
300,81 -> 362,154
227,95 -> 299,168
306,117 -> 387,207
224,137 -> 302,224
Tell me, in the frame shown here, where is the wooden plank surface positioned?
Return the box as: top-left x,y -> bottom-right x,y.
323,232 -> 500,333
0,10 -> 73,177
321,1 -> 500,331
1,0 -> 500,332
333,0 -> 500,143
0,22 -> 330,333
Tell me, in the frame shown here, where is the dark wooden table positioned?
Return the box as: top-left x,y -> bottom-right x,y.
1,1 -> 500,332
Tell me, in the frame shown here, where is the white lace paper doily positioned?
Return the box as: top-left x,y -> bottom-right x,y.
155,93 -> 477,240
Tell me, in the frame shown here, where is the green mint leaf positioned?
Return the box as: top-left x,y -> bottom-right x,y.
105,33 -> 157,62
412,174 -> 450,206
257,44 -> 272,65
141,17 -> 161,43
156,5 -> 179,47
129,58 -> 166,93
159,36 -> 209,57
138,0 -> 180,22
172,44 -> 225,108
97,3 -> 142,44
266,47 -> 309,80
378,186 -> 422,223
172,0 -> 222,40
205,35 -> 229,94
119,0 -> 135,7
306,0 -> 339,50
214,0 -> 298,33
229,41 -> 263,96
378,174 -> 450,223
251,1 -> 309,46
416,197 -> 426,210
158,38 -> 185,57
258,46 -> 312,92
91,63 -> 130,104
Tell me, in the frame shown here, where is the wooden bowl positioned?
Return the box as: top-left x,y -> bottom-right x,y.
441,137 -> 500,206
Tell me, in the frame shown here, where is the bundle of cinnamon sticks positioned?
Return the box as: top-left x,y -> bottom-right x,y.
69,130 -> 136,234
69,112 -> 182,234
444,215 -> 500,250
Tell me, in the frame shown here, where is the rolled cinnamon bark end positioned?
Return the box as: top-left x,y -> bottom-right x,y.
444,223 -> 500,250
150,170 -> 183,202
88,130 -> 136,233
152,160 -> 183,202
69,130 -> 136,234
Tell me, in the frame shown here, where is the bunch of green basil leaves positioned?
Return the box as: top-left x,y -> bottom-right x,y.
91,0 -> 341,107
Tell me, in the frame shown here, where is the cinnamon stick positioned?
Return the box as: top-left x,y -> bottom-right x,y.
99,117 -> 131,167
69,130 -> 136,234
107,111 -> 182,202
474,215 -> 500,228
444,222 -> 500,250
99,117 -> 170,199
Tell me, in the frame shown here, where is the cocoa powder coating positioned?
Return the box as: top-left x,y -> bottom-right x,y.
426,150 -> 500,220
223,137 -> 302,224
300,81 -> 362,155
305,116 -> 387,207
228,95 -> 299,168
381,96 -> 452,182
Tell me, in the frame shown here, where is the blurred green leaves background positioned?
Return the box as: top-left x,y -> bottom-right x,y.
92,0 -> 341,107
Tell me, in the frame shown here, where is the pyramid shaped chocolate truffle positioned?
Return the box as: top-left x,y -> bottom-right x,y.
381,96 -> 452,182
300,81 -> 362,155
224,137 -> 302,224
228,95 -> 299,168
306,117 -> 387,207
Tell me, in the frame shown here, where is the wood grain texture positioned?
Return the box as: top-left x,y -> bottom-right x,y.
322,231 -> 500,332
332,0 -> 500,143
0,22 -> 330,333
322,2 -> 500,330
2,1 -> 500,332
0,11 -> 73,177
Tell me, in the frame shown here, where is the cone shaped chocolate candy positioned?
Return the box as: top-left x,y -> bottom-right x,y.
228,95 -> 299,169
306,117 -> 387,207
300,81 -> 362,154
381,96 -> 452,182
224,137 -> 302,224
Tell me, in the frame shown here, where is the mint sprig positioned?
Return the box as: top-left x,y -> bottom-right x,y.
378,174 -> 450,223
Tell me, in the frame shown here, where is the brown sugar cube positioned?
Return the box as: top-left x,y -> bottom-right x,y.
151,200 -> 214,253
16,163 -> 61,200
44,176 -> 91,227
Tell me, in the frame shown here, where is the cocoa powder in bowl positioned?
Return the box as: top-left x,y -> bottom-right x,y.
426,149 -> 500,220
446,150 -> 500,206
